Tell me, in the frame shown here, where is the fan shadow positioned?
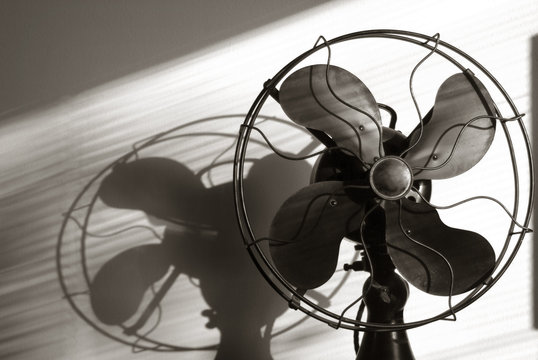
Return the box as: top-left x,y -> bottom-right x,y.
88,150 -> 312,358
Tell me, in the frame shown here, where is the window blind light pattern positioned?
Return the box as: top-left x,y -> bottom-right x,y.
1,1 -> 537,359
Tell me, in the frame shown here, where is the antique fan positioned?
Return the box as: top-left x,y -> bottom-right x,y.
233,30 -> 533,359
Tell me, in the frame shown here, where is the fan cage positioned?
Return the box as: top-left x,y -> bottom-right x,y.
233,29 -> 534,332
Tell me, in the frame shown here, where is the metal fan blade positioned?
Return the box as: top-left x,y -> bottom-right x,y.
269,181 -> 365,289
384,198 -> 495,296
405,71 -> 496,180
279,64 -> 383,164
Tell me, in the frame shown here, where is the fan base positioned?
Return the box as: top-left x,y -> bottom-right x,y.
356,324 -> 415,360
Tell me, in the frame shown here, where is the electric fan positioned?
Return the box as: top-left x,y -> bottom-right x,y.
233,30 -> 533,359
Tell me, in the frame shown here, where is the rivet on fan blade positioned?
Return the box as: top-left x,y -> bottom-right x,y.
359,125 -> 365,131
432,154 -> 438,160
329,198 -> 338,207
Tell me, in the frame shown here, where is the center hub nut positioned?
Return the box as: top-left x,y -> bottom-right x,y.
369,156 -> 413,200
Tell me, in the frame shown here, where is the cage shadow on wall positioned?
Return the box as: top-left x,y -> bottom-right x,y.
57,114 -> 345,359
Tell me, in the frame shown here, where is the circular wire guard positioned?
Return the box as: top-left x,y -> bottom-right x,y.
233,29 -> 534,332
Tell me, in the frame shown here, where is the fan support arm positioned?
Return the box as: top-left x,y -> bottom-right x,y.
356,270 -> 415,360
355,214 -> 415,360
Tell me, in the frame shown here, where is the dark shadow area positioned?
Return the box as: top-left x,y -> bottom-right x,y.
531,36 -> 538,329
58,115 -> 315,358
93,155 -> 311,358
0,0 -> 329,121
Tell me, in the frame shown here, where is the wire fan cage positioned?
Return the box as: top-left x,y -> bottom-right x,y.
233,29 -> 534,332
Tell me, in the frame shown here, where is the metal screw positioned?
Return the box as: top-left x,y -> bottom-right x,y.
359,125 -> 365,131
432,154 -> 438,160
343,261 -> 366,272
329,199 -> 338,207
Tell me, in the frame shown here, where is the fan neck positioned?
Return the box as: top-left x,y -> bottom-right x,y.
357,271 -> 415,360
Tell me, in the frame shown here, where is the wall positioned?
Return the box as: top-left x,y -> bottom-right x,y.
1,1 -> 537,359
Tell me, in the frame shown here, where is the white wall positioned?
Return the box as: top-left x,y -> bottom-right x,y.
1,1 -> 537,359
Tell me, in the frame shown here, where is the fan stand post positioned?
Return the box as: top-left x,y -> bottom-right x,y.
356,271 -> 414,360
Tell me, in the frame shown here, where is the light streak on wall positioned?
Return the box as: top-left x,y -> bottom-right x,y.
1,0 -> 537,359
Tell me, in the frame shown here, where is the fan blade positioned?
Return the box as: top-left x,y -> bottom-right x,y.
269,181 -> 365,289
279,64 -> 383,165
384,199 -> 495,296
405,71 -> 496,180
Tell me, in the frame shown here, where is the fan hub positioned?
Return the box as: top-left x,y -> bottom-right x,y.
369,156 -> 413,200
